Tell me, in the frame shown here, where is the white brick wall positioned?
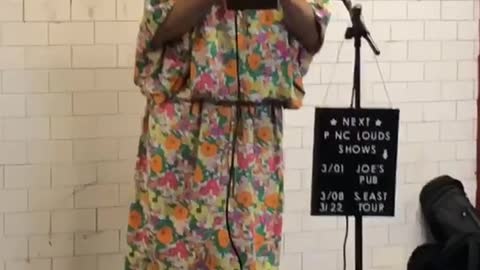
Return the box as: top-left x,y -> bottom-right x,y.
0,0 -> 477,270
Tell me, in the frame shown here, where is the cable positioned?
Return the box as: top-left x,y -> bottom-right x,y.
224,10 -> 244,270
373,54 -> 393,108
321,40 -> 346,106
343,216 -> 349,270
226,108 -> 243,270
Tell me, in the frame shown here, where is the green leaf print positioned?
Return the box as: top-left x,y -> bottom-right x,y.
268,252 -> 277,265
180,144 -> 192,158
155,218 -> 174,230
189,217 -> 199,230
152,11 -> 164,23
281,61 -> 289,75
130,201 -> 143,213
210,43 -> 217,57
257,186 -> 265,202
256,224 -> 266,236
271,70 -> 279,85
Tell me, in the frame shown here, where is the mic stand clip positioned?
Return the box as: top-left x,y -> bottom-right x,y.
344,4 -> 380,109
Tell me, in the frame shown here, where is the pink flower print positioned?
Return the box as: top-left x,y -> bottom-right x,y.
273,219 -> 283,236
132,230 -> 149,244
197,73 -> 215,90
159,172 -> 178,189
200,180 -> 221,196
214,216 -> 223,226
238,153 -> 254,170
268,155 -> 281,172
158,102 -> 175,118
169,242 -> 189,259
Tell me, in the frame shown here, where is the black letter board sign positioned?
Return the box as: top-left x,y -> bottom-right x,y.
310,108 -> 399,217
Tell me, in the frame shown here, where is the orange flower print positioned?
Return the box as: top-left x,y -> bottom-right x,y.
247,53 -> 262,71
259,11 -> 275,26
201,142 -> 218,158
257,127 -> 273,142
217,229 -> 230,248
237,34 -> 248,50
265,193 -> 280,210
174,205 -> 189,221
156,226 -> 174,245
254,233 -> 265,251
236,191 -> 253,208
165,134 -> 181,151
151,155 -> 163,173
194,165 -> 203,183
128,211 -> 142,229
225,59 -> 237,78
193,38 -> 206,52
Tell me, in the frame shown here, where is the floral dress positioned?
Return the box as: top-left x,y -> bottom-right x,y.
125,0 -> 331,269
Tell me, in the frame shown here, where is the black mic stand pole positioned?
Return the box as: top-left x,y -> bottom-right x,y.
343,3 -> 380,270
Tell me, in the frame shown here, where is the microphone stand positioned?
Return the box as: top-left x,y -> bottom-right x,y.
344,3 -> 380,108
342,2 -> 380,270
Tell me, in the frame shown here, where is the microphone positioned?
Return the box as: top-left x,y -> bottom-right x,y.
340,0 -> 353,16
341,0 -> 381,55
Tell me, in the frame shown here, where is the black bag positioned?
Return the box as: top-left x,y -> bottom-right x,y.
419,175 -> 480,243
407,243 -> 442,270
431,232 -> 480,270
408,233 -> 480,270
408,175 -> 480,270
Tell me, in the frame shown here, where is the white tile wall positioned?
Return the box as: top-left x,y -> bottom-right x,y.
0,0 -> 477,270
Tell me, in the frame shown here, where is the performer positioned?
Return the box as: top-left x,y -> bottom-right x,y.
125,0 -> 331,269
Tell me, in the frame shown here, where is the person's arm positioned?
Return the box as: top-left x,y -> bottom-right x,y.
281,0 -> 331,54
136,0 -> 215,98
150,0 -> 217,47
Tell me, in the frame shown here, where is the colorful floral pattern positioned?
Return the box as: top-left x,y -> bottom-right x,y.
127,0 -> 331,269
126,101 -> 284,269
134,0 -> 331,109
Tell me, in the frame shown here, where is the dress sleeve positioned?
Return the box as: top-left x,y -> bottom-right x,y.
134,0 -> 176,97
297,0 -> 332,76
143,0 -> 175,48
